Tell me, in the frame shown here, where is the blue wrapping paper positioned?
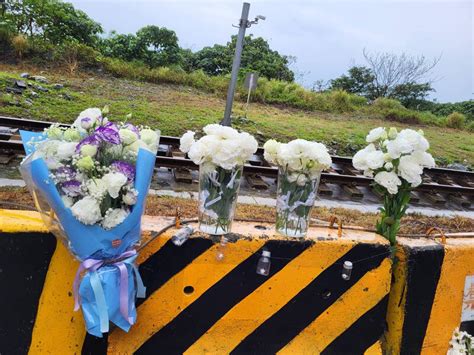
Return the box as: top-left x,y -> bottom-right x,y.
19,130 -> 156,336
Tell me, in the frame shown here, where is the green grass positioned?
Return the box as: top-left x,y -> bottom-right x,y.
0,65 -> 472,166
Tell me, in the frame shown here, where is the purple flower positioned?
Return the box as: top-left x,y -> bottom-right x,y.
123,123 -> 140,138
76,134 -> 101,153
61,180 -> 82,197
95,123 -> 121,145
56,166 -> 76,181
111,161 -> 135,182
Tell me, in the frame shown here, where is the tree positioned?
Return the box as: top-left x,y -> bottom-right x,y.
390,82 -> 434,109
136,25 -> 181,67
362,49 -> 440,98
191,35 -> 295,81
330,66 -> 375,97
3,0 -> 102,45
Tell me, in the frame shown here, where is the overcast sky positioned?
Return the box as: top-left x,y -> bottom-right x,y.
70,0 -> 472,103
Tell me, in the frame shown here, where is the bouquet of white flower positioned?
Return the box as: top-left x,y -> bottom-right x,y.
263,139 -> 332,237
447,328 -> 474,354
19,107 -> 160,337
180,124 -> 258,234
352,127 -> 435,245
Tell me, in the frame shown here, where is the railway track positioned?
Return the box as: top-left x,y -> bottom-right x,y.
1,115 -> 473,210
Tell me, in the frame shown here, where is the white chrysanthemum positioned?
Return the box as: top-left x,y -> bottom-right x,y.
374,171 -> 402,195
179,131 -> 196,153
102,208 -> 129,230
119,128 -> 138,145
352,143 -> 376,171
86,178 -> 108,199
366,127 -> 387,143
398,155 -> 423,187
56,142 -> 77,161
71,196 -> 102,225
102,172 -> 127,198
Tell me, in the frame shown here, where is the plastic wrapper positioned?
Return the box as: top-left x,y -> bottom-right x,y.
19,130 -> 157,337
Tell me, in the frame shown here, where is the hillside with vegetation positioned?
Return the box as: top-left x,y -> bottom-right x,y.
0,0 -> 472,167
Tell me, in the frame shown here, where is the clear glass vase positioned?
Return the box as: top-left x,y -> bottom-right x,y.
198,164 -> 243,235
275,167 -> 321,237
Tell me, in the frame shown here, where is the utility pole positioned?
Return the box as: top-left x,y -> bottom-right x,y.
221,3 -> 265,126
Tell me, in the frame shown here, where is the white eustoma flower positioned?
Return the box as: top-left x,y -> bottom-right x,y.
80,144 -> 98,157
388,127 -> 398,139
263,139 -> 281,165
352,143 -> 376,171
86,178 -> 108,199
203,124 -> 239,140
384,162 -> 394,170
73,108 -> 102,133
56,142 -> 77,161
61,195 -> 74,208
374,171 -> 402,195
365,150 -> 385,170
102,208 -> 129,230
102,172 -> 128,198
366,127 -> 387,143
397,129 -> 429,152
411,150 -> 435,168
119,128 -> 138,145
179,131 -> 196,153
123,189 -> 138,205
141,129 -> 160,152
124,139 -> 150,155
398,155 -> 423,187
71,196 -> 102,225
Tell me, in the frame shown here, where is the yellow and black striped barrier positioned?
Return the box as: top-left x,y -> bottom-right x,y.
386,235 -> 474,354
1,210 -> 392,354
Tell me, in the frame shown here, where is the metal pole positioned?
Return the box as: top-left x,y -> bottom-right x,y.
222,2 -> 250,126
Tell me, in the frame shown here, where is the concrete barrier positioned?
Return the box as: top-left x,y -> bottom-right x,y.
1,209 -> 392,354
385,236 -> 474,354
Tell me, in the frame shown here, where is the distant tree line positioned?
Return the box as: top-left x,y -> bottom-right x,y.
0,0 -> 470,120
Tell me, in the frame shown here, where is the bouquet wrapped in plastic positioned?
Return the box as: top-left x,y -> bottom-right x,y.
19,107 -> 160,337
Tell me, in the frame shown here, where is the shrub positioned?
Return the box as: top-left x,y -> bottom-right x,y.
446,111 -> 466,129
11,35 -> 29,61
467,121 -> 474,132
327,90 -> 354,112
371,97 -> 405,111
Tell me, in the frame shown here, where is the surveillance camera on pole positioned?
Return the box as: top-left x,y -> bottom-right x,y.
221,3 -> 265,127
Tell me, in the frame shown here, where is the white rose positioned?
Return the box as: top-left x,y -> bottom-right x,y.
119,128 -> 138,145
141,129 -> 160,152
86,178 -> 108,199
203,124 -> 239,140
366,127 -> 387,143
374,171 -> 402,195
102,172 -> 127,198
188,135 -> 219,165
180,131 -> 196,153
398,155 -> 423,187
102,208 -> 129,230
365,150 -> 385,170
56,142 -> 77,161
397,129 -> 429,152
237,132 -> 258,163
352,143 -> 376,171
71,196 -> 102,225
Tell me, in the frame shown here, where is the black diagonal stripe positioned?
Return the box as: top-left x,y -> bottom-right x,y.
137,237 -> 214,306
400,245 -> 444,354
0,232 -> 56,354
135,240 -> 313,355
231,243 -> 389,355
460,321 -> 474,336
321,295 -> 389,355
81,237 -> 213,353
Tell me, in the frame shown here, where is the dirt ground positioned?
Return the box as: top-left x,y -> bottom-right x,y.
1,186 -> 472,236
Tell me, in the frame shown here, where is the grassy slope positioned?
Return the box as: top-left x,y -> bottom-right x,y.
1,64 -> 472,165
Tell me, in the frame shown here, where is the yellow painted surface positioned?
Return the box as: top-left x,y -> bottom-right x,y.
422,242 -> 474,354
279,259 -> 391,354
384,248 -> 408,355
107,239 -> 265,354
28,241 -> 84,355
0,209 -> 47,233
364,341 -> 383,354
186,242 -> 354,354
